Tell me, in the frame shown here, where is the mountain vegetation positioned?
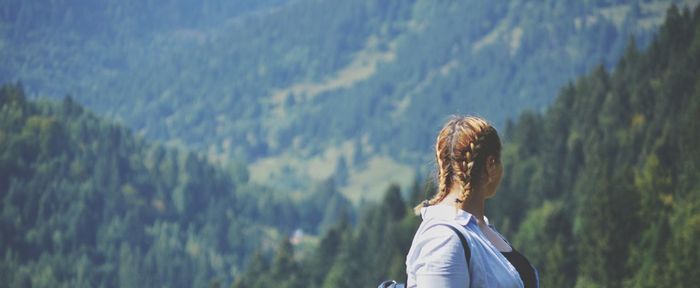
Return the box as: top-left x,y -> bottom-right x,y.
2,0 -> 693,198
0,84 -> 352,287
2,1 -> 700,288
232,5 -> 700,288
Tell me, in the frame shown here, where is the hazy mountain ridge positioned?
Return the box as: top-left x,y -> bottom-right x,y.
2,0 -> 698,201
247,0 -> 699,200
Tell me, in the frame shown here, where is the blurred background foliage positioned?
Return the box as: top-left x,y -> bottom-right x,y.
1,0 -> 700,287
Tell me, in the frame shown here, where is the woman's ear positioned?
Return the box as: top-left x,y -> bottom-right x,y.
485,155 -> 497,176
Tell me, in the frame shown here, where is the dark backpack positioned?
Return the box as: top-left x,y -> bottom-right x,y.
378,224 -> 471,288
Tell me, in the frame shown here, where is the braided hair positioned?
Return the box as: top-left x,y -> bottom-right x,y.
415,116 -> 501,214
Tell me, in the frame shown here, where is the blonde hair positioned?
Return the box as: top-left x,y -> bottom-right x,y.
415,116 -> 501,214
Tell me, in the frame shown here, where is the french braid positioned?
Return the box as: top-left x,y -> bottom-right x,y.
428,118 -> 459,206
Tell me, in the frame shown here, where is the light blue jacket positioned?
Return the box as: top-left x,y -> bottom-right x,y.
405,204 -> 524,288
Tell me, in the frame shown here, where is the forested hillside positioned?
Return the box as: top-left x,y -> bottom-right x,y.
0,84 -> 352,287
233,5 -> 700,287
3,0 -> 696,200
493,5 -> 700,287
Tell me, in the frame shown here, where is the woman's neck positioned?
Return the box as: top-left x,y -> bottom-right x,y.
440,191 -> 487,225
464,193 -> 486,226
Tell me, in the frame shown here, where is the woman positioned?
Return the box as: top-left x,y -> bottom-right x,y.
405,116 -> 538,288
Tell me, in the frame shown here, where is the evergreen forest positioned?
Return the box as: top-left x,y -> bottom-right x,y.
0,85 -> 352,286
1,1 -> 700,288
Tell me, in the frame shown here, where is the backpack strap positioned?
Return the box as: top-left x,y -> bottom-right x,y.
439,224 -> 471,264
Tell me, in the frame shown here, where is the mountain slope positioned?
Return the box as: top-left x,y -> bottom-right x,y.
2,0 -> 698,200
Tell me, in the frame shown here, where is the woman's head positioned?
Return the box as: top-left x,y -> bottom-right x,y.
425,115 -> 502,208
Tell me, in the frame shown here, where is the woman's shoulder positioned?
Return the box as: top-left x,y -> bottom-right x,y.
408,222 -> 469,271
411,220 -> 470,256
419,221 -> 464,241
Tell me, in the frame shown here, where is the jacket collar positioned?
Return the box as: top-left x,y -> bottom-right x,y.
420,204 -> 482,226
